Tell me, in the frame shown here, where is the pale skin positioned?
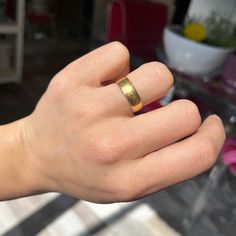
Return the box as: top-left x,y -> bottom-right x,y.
0,42 -> 225,203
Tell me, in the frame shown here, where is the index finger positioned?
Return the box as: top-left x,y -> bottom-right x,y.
58,42 -> 130,87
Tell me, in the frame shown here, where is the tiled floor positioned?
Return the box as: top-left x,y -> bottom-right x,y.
0,193 -> 181,236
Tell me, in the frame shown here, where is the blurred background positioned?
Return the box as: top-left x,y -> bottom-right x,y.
0,0 -> 236,235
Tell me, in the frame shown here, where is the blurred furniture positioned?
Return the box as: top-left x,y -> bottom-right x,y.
107,0 -> 168,63
26,0 -> 55,40
156,46 -> 236,123
156,58 -> 236,235
222,53 -> 236,95
0,0 -> 25,83
222,138 -> 236,175
173,72 -> 236,122
92,0 -> 110,44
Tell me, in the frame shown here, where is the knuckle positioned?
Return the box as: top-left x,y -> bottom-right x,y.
150,62 -> 163,78
198,137 -> 217,171
93,124 -> 135,163
140,61 -> 162,74
48,74 -> 69,96
45,75 -> 72,107
117,180 -> 142,201
158,62 -> 174,86
73,90 -> 106,119
92,135 -> 114,163
116,167 -> 144,201
92,132 -> 125,163
79,102 -> 105,119
141,62 -> 174,85
155,62 -> 171,76
213,116 -> 226,139
110,41 -> 130,59
179,99 -> 201,125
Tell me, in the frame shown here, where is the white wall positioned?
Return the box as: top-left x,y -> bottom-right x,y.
187,0 -> 236,22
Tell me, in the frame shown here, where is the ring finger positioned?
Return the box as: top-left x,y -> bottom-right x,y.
103,62 -> 174,116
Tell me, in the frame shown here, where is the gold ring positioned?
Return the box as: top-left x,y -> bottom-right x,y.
117,77 -> 143,113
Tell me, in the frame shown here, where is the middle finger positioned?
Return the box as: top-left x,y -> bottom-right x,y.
123,99 -> 201,159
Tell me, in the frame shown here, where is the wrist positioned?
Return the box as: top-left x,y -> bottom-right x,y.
0,117 -> 49,200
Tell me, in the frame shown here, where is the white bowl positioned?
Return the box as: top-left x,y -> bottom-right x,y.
163,26 -> 233,77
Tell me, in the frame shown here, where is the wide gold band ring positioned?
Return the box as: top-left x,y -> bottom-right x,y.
117,77 -> 143,113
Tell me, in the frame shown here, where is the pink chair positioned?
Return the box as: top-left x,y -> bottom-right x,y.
222,138 -> 236,175
107,0 -> 168,63
107,0 -> 169,113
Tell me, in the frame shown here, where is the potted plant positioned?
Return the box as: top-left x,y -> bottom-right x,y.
163,12 -> 236,78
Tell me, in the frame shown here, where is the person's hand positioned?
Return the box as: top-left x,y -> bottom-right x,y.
7,42 -> 225,203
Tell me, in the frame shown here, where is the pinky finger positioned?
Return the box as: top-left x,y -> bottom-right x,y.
132,115 -> 225,197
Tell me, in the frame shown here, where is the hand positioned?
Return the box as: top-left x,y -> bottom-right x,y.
4,42 -> 225,203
